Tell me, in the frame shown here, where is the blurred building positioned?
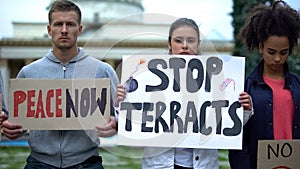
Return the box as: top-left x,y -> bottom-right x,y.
0,0 -> 233,103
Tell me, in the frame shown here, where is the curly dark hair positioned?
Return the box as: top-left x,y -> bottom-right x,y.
238,0 -> 300,54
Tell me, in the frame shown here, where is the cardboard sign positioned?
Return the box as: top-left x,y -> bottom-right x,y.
9,78 -> 110,130
117,55 -> 245,149
258,140 -> 300,169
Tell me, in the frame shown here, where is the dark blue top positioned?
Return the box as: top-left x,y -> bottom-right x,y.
229,60 -> 300,169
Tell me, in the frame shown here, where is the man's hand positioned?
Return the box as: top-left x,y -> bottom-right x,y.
95,116 -> 117,137
2,120 -> 23,140
0,111 -> 7,127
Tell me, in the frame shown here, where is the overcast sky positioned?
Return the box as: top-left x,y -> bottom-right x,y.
0,0 -> 299,40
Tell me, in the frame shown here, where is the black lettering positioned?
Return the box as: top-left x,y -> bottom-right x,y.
187,58 -> 204,93
146,59 -> 169,92
120,102 -> 142,131
80,88 -> 90,117
141,103 -> 154,132
90,88 -> 97,115
212,100 -> 229,135
169,57 -> 186,92
205,57 -> 223,92
155,102 -> 169,133
98,88 -> 107,115
66,89 -> 78,118
223,101 -> 242,136
90,88 -> 107,116
281,143 -> 292,158
170,101 -> 183,133
268,144 -> 280,159
200,101 -> 212,135
184,101 -> 199,133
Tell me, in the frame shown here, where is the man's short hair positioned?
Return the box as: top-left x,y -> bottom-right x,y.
48,0 -> 82,24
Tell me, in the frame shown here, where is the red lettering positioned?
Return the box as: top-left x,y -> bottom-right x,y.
14,90 -> 26,117
35,90 -> 46,118
273,166 -> 291,169
56,89 -> 62,117
14,88 -> 64,119
27,90 -> 35,117
46,89 -> 54,117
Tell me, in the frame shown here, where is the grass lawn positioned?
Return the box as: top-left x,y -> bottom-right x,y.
0,146 -> 230,169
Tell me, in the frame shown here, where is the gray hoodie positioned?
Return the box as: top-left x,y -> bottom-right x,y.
17,48 -> 119,168
0,70 -> 8,116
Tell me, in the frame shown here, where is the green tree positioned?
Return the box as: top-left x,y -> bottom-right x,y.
288,45 -> 300,74
231,0 -> 274,76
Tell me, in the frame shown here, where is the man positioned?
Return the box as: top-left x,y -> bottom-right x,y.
1,0 -> 119,168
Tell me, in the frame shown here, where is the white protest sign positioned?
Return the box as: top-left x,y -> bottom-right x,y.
117,55 -> 245,149
9,78 -> 110,130
258,140 -> 300,169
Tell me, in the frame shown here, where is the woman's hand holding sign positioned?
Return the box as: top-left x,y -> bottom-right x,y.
239,92 -> 252,111
115,84 -> 127,108
239,92 -> 254,125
